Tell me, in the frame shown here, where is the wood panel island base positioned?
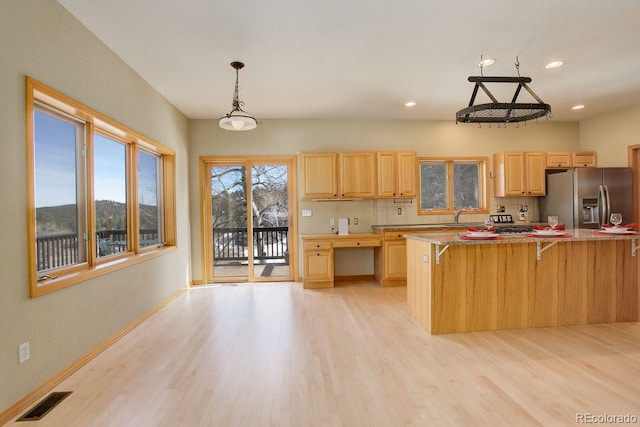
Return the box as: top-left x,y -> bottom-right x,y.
406,230 -> 639,334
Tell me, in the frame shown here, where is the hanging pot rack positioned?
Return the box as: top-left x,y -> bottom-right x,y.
455,58 -> 552,124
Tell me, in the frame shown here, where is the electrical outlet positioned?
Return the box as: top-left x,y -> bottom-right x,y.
397,207 -> 402,215
329,218 -> 335,226
19,342 -> 30,364
353,217 -> 358,225
302,209 -> 312,217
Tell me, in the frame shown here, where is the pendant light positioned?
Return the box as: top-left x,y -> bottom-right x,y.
219,61 -> 260,131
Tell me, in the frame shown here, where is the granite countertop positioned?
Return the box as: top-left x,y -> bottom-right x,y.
403,228 -> 639,245
371,223 -> 543,231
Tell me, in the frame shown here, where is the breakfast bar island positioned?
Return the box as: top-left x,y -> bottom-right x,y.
405,229 -> 639,334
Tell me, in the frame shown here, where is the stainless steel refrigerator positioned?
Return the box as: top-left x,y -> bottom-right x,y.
539,168 -> 633,229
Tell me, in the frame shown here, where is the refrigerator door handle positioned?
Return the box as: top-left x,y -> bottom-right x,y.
604,184 -> 612,226
598,184 -> 607,228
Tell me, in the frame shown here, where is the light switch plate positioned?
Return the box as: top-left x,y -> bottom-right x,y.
302,209 -> 312,217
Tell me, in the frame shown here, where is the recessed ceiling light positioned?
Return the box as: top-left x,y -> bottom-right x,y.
405,101 -> 417,107
545,60 -> 565,69
572,104 -> 585,110
478,58 -> 496,67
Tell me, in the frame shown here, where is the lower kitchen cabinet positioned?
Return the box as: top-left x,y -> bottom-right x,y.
384,240 -> 407,279
303,239 -> 333,288
374,228 -> 458,286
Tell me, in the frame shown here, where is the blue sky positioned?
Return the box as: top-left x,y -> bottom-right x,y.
35,109 -> 157,208
34,110 -> 77,208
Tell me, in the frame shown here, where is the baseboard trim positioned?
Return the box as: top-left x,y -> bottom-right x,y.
334,274 -> 375,282
0,286 -> 187,425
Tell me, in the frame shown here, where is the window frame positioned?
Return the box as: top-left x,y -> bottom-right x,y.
26,77 -> 177,297
417,156 -> 489,216
137,147 -> 165,252
93,129 -> 134,262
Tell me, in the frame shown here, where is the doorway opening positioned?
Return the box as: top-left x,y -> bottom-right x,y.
201,156 -> 297,283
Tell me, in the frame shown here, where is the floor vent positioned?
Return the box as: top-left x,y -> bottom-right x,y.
17,391 -> 72,422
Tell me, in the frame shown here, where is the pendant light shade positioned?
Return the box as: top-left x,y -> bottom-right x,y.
219,61 -> 260,131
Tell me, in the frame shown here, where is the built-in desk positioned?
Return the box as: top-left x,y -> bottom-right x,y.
301,234 -> 382,288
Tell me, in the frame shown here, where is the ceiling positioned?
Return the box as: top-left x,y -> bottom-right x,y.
56,0 -> 640,122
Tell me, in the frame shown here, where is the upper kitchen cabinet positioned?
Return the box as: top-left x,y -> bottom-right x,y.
299,151 -> 376,200
545,151 -> 597,169
300,152 -> 338,199
573,151 -> 597,168
376,151 -> 417,198
546,152 -> 573,169
338,152 -> 376,198
493,151 -> 546,197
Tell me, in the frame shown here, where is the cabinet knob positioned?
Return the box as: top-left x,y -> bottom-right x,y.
317,253 -> 320,256
398,234 -> 402,237
557,163 -> 561,167
334,194 -> 337,197
400,192 -> 403,195
393,192 -> 396,196
522,191 -> 525,194
342,194 -> 345,197
357,242 -> 360,245
316,244 -> 320,248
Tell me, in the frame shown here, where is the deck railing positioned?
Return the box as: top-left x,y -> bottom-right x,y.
36,227 -> 287,272
36,229 -> 158,272
213,226 -> 289,264
36,232 -> 79,272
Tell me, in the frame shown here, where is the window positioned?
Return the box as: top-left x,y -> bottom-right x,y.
34,108 -> 87,271
94,132 -> 129,257
138,149 -> 162,248
26,77 -> 176,297
418,157 -> 488,215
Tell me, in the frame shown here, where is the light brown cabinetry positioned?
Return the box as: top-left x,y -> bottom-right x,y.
376,151 -> 417,198
493,151 -> 546,197
299,151 -> 375,199
338,152 -> 376,198
406,235 -> 637,334
302,234 -> 382,288
373,228 -> 456,287
573,151 -> 597,168
545,151 -> 597,169
303,239 -> 333,288
300,152 -> 338,199
545,152 -> 573,168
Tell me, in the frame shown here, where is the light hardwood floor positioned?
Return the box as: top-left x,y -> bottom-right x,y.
7,281 -> 640,426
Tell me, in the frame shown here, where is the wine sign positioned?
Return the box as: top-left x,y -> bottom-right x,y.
490,214 -> 514,224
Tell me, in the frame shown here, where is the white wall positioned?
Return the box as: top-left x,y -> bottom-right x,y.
189,119 -> 580,279
579,104 -> 640,165
0,0 -> 191,413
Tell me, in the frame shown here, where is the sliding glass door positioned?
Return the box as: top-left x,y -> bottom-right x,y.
203,157 -> 296,283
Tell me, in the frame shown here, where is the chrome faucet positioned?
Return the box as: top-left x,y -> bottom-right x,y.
453,207 -> 466,225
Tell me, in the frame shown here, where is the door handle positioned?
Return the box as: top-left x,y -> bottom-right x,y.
604,184 -> 612,225
598,184 -> 607,228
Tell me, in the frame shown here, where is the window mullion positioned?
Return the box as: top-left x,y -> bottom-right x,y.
129,141 -> 140,252
85,122 -> 97,265
447,161 -> 455,211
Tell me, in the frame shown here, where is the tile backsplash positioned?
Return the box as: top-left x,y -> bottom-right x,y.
372,197 -> 540,225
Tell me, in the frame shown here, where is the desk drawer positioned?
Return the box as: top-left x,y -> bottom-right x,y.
333,237 -> 381,248
384,230 -> 409,241
303,240 -> 332,250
